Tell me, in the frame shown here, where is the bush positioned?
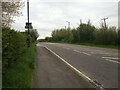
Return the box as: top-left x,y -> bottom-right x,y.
95,27 -> 118,45
2,27 -> 27,73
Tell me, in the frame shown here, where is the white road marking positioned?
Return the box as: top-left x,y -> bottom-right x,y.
82,52 -> 91,56
105,59 -> 120,64
73,50 -> 91,56
44,46 -> 105,90
102,57 -> 119,60
66,48 -> 70,50
73,50 -> 81,53
102,57 -> 120,64
46,43 -> 56,44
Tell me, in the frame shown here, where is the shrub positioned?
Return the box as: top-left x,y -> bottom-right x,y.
2,26 -> 27,73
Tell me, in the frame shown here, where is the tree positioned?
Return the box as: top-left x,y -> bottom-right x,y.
71,28 -> 79,43
77,20 -> 96,43
95,26 -> 118,45
28,29 -> 39,42
2,1 -> 24,27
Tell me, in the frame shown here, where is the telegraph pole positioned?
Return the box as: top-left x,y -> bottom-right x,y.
101,17 -> 108,29
66,21 -> 70,29
25,0 -> 33,47
65,26 -> 66,29
27,0 -> 29,34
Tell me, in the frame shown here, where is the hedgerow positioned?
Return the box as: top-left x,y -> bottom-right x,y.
2,26 -> 27,73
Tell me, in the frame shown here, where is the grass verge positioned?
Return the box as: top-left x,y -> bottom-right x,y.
76,42 -> 118,49
50,41 -> 118,49
3,43 -> 36,88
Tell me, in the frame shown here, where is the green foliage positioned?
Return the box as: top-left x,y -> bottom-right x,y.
52,28 -> 73,43
2,27 -> 27,73
95,27 -> 118,45
45,37 -> 52,42
2,26 -> 37,88
3,44 -> 36,88
45,20 -> 118,47
77,21 -> 96,43
29,29 -> 39,43
71,28 -> 79,43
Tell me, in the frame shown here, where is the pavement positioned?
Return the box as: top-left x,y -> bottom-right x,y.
32,45 -> 95,88
39,43 -> 119,88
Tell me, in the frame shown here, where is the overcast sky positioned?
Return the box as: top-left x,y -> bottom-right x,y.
12,0 -> 119,39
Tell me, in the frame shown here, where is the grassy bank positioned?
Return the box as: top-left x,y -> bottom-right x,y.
3,43 -> 36,88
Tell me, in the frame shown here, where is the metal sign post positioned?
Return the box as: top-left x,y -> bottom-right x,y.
25,0 -> 33,47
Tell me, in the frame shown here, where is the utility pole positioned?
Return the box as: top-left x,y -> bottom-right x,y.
118,1 -> 120,30
65,26 -> 66,29
27,0 -> 29,34
101,17 -> 108,29
66,21 -> 70,29
25,0 -> 33,47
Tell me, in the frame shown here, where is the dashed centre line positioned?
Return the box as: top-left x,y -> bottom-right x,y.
82,52 -> 91,56
73,50 -> 91,56
66,48 -> 70,50
73,50 -> 81,53
62,47 -> 119,64
73,49 -> 119,64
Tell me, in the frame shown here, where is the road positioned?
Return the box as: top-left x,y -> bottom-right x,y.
40,42 -> 119,88
33,45 -> 95,88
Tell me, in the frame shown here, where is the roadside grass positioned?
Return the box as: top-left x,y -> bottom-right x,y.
3,43 -> 36,88
76,42 -> 118,49
50,41 -> 118,49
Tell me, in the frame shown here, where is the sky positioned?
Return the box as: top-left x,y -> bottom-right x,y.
11,0 -> 119,39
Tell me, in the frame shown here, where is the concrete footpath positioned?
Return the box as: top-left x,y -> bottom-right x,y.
32,45 -> 95,88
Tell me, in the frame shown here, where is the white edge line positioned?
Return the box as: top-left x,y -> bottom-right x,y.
44,46 -> 105,90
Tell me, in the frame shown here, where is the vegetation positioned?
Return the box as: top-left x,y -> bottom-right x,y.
41,20 -> 119,49
3,43 -> 36,88
2,0 -> 39,88
2,26 -> 38,88
2,1 -> 24,27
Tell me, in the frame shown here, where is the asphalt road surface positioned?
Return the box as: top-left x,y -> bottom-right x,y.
39,43 -> 119,88
33,45 -> 95,88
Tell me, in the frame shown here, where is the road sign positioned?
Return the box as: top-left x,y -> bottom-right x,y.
25,22 -> 33,29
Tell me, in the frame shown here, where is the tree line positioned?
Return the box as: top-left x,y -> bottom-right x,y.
41,20 -> 119,46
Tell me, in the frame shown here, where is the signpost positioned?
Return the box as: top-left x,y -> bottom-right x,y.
25,0 -> 33,47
